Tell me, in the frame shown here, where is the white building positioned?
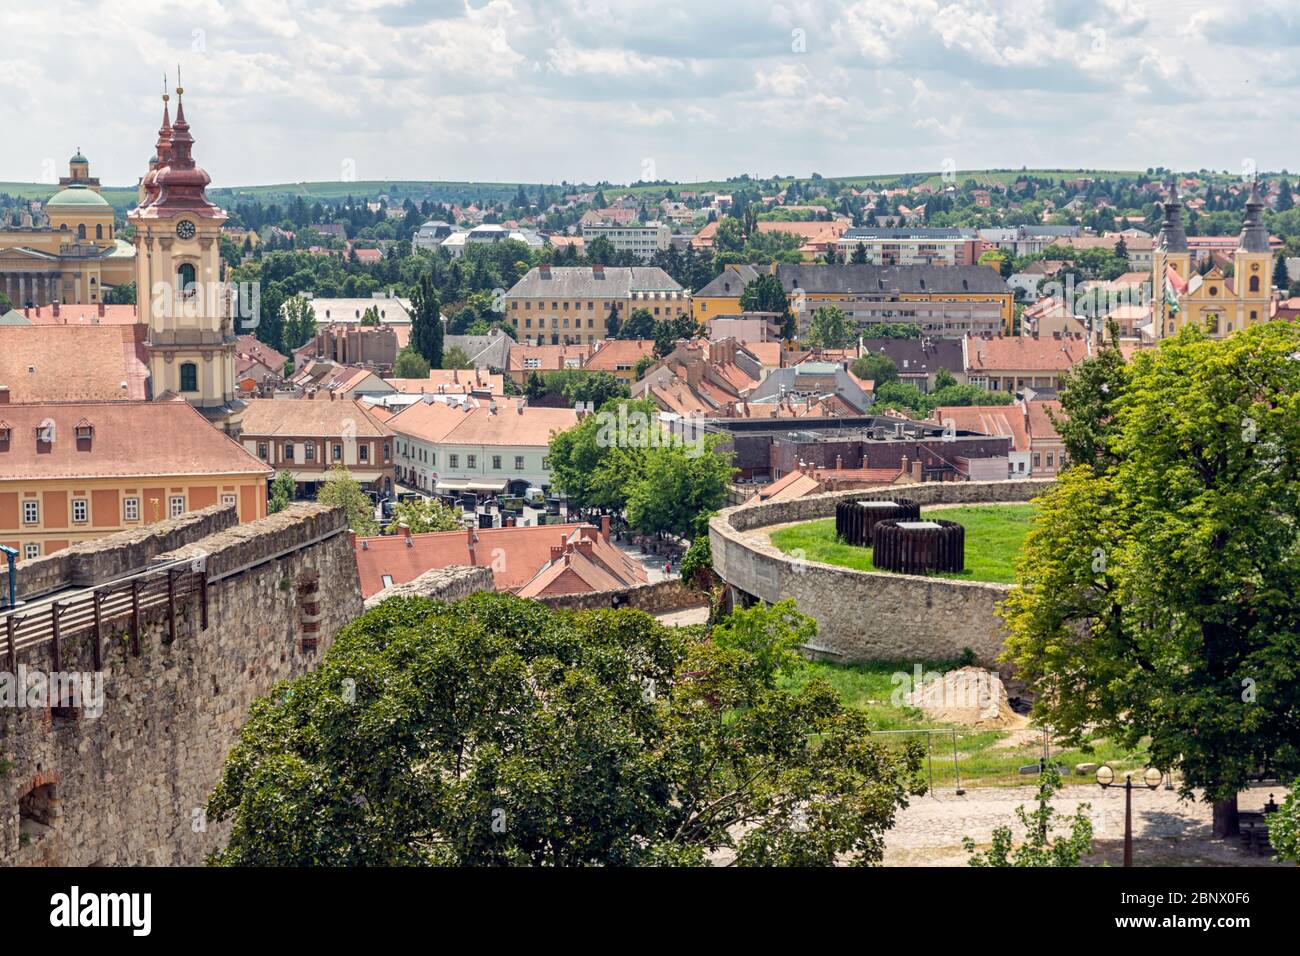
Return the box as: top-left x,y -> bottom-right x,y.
580,221 -> 671,259
389,398 -> 578,495
441,224 -> 545,258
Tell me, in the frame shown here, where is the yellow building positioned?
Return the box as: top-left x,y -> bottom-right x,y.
128,84 -> 246,435
0,402 -> 270,560
692,263 -> 1013,338
1153,183 -> 1274,339
0,152 -> 135,307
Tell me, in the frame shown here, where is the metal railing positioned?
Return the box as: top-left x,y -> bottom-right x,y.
1,556 -> 207,672
871,727 -> 1054,793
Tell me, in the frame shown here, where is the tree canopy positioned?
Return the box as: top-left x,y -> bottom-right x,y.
1001,322 -> 1300,831
206,594 -> 924,866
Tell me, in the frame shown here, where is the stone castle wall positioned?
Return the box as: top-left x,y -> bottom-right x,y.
0,503 -> 363,866
710,479 -> 1053,665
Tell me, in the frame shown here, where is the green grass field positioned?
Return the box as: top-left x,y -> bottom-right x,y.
769,504 -> 1036,585
778,658 -> 1148,789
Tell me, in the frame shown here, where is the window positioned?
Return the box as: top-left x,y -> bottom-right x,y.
180,362 -> 198,393
257,442 -> 269,460
169,495 -> 185,518
177,263 -> 197,292
492,455 -> 502,470
1046,453 -> 1055,468
124,497 -> 140,521
515,455 -> 525,470
304,442 -> 315,461
22,500 -> 38,525
383,442 -> 391,461
333,444 -> 343,462
542,457 -> 551,470
283,442 -> 295,462
467,454 -> 477,469
359,444 -> 369,463
1032,453 -> 1041,469
221,494 -> 237,508
450,454 -> 459,469
24,543 -> 39,560
72,499 -> 88,523
1249,275 -> 1260,292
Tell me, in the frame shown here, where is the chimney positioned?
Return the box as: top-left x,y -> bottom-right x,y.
835,454 -> 843,470
592,263 -> 604,277
98,302 -> 105,317
0,386 -> 8,405
52,301 -> 60,318
901,455 -> 909,475
539,263 -> 551,278
400,522 -> 412,543
911,457 -> 922,480
600,514 -> 610,541
466,525 -> 477,564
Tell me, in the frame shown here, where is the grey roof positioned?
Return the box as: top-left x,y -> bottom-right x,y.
507,266 -> 683,298
695,264 -> 1010,298
858,337 -> 964,375
1156,185 -> 1189,254
748,363 -> 873,413
1238,182 -> 1271,254
444,331 -> 512,369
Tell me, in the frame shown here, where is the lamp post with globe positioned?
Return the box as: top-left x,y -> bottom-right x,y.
1096,765 -> 1164,867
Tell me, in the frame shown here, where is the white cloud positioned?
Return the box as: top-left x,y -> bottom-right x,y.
0,0 -> 1293,187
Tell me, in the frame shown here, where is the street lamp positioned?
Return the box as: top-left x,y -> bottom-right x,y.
1096,765 -> 1164,866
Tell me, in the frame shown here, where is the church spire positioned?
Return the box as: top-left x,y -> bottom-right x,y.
1157,180 -> 1188,253
1237,177 -> 1270,254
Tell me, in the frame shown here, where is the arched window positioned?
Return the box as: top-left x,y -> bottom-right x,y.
180,362 -> 198,393
1249,275 -> 1260,292
95,224 -> 103,240
177,263 -> 197,295
77,224 -> 86,239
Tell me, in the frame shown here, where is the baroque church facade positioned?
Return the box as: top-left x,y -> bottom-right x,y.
1152,182 -> 1275,340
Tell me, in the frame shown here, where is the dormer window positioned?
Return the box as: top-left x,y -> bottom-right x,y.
0,422 -> 9,444
74,420 -> 94,441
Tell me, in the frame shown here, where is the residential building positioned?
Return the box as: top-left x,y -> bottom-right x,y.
857,336 -> 966,392
353,518 -> 646,599
929,405 -> 1031,478
504,264 -> 687,346
441,224 -> 544,257
505,343 -> 595,385
239,397 -> 395,495
1025,399 -> 1067,477
692,263 -> 1013,337
0,401 -> 270,559
297,323 -> 399,370
580,221 -> 670,259
584,339 -> 656,383
964,334 -> 1089,394
389,400 -> 577,495
835,228 -> 980,266
234,335 -> 289,387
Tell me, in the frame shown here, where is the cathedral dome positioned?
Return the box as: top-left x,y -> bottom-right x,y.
47,184 -> 110,207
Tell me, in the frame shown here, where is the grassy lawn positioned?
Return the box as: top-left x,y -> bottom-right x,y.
779,658 -> 1149,789
768,503 -> 1036,585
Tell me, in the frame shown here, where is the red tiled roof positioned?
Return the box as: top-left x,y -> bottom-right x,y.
0,325 -> 149,402
968,335 -> 1088,373
240,397 -> 394,439
0,401 -> 271,481
932,405 -> 1029,452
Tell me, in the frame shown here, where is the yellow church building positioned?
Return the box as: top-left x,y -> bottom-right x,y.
0,152 -> 135,308
1153,182 -> 1274,339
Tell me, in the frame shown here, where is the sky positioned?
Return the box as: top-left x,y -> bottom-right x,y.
1,0 -> 1296,189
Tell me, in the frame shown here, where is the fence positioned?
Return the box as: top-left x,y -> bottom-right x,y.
1,557 -> 208,673
871,727 -> 1056,793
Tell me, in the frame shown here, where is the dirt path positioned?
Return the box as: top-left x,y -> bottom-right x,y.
884,782 -> 1291,867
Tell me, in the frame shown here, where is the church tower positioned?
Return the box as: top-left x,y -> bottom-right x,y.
128,81 -> 244,436
1233,179 -> 1273,333
1152,183 -> 1191,339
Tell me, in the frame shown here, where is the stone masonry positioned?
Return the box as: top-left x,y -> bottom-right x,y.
710,479 -> 1053,665
0,503 -> 363,866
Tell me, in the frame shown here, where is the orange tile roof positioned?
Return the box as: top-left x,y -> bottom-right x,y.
742,341 -> 784,367
388,400 -> 577,447
385,369 -> 504,395
0,401 -> 271,481
968,335 -> 1088,373
354,522 -> 644,598
0,325 -> 149,402
585,338 -> 655,372
1025,400 -> 1063,441
240,397 -> 395,439
25,304 -> 139,326
932,405 -> 1029,452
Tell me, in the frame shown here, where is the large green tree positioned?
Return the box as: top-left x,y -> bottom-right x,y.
409,272 -> 444,369
384,497 -> 463,534
207,594 -> 924,865
1001,323 -> 1300,835
738,273 -> 795,340
804,305 -> 855,349
315,465 -> 378,535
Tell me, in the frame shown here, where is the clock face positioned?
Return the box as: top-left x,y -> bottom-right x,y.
176,219 -> 197,240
